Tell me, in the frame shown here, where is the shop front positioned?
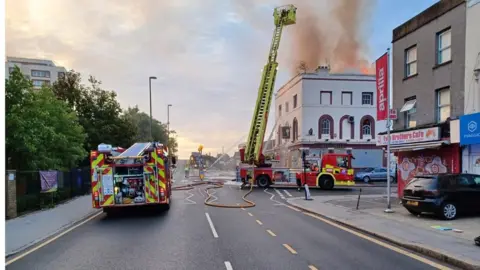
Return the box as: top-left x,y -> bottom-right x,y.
377,124 -> 461,198
460,112 -> 480,174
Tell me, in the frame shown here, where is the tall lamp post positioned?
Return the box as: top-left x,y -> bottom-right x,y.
148,76 -> 157,141
167,104 -> 172,153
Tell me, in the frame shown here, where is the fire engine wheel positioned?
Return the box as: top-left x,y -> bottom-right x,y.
257,175 -> 270,188
319,175 -> 334,190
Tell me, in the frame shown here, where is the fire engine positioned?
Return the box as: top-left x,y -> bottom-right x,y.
238,4 -> 355,189
90,142 -> 175,215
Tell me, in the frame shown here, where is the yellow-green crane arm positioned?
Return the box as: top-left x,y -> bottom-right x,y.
244,5 -> 297,165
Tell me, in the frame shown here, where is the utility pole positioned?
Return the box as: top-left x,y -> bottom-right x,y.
148,76 -> 157,141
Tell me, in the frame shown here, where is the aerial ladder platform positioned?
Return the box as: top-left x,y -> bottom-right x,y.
243,5 -> 296,166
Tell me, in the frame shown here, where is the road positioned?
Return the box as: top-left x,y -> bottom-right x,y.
7,173 -> 452,269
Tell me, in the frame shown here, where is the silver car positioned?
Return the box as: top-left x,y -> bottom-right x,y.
356,167 -> 396,183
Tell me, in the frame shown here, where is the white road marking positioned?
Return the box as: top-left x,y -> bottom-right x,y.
207,187 -> 218,203
263,188 -> 285,206
224,261 -> 233,270
283,190 -> 293,197
184,190 -> 196,205
205,213 -> 219,238
274,188 -> 286,199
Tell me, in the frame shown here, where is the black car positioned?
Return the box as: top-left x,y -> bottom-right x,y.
401,173 -> 480,220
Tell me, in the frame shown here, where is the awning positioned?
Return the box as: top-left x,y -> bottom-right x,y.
400,99 -> 417,112
388,140 -> 450,152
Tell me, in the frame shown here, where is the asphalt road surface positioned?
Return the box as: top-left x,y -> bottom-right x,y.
7,175 -> 452,269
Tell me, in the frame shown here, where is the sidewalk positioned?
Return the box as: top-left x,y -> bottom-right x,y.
5,195 -> 101,257
288,194 -> 480,270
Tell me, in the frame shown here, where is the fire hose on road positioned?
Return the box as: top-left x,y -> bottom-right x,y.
172,180 -> 256,209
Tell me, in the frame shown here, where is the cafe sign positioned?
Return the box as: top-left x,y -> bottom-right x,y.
376,127 -> 440,146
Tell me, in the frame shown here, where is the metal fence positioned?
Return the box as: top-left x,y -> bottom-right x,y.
15,167 -> 91,215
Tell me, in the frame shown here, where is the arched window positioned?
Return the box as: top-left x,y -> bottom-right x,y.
292,118 -> 298,141
322,119 -> 330,135
318,114 -> 334,139
362,119 -> 371,135
359,115 -> 375,139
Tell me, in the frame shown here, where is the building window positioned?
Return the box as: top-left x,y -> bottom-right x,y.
400,96 -> 417,128
31,70 -> 51,78
341,91 -> 352,105
285,102 -> 289,113
405,45 -> 417,77
58,72 -> 65,78
362,92 -> 373,105
437,28 -> 451,65
292,118 -> 298,141
320,91 -> 332,105
436,88 -> 451,122
32,80 -> 47,87
321,119 -> 330,135
278,105 -> 282,117
293,94 -> 297,109
362,119 -> 371,135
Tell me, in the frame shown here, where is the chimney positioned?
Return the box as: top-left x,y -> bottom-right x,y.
315,65 -> 330,73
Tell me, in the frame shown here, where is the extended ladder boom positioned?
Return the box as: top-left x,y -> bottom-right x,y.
244,5 -> 297,165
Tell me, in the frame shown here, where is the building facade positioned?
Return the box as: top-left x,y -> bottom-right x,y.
5,57 -> 67,88
461,0 -> 480,173
273,66 -> 387,169
387,0 -> 466,197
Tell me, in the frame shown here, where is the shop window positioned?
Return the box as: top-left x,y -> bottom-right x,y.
436,88 -> 451,123
400,96 -> 417,128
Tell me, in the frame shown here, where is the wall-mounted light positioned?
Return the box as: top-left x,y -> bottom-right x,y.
474,67 -> 480,81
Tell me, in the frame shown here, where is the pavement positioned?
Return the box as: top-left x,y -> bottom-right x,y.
288,194 -> 480,270
5,195 -> 101,256
6,169 -> 459,270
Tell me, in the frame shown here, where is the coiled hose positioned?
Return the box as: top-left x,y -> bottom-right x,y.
204,180 -> 255,209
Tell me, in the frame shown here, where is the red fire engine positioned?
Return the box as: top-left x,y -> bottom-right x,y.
90,142 -> 175,215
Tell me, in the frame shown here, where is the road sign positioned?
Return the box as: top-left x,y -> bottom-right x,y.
390,109 -> 397,120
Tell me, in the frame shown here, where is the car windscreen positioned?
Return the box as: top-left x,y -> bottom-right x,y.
406,177 -> 436,188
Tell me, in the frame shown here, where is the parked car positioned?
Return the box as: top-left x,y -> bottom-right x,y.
401,173 -> 480,220
355,167 -> 396,183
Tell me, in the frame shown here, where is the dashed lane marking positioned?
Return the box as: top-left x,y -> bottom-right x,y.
248,212 -> 253,217
241,208 -> 246,211
205,212 -> 219,238
267,230 -> 277,237
6,211 -> 104,266
256,220 -> 263,225
282,244 -> 297,254
283,190 -> 293,197
308,265 -> 319,270
224,261 -> 233,270
302,212 -> 452,270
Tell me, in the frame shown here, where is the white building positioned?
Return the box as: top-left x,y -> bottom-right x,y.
5,57 -> 67,88
461,0 -> 480,174
272,66 -> 387,169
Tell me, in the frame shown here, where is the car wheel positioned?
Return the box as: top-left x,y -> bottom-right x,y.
363,176 -> 370,183
440,202 -> 457,220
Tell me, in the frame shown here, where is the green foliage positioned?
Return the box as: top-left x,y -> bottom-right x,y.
53,72 -> 137,151
6,67 -> 87,170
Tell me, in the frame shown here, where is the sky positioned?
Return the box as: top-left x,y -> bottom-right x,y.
5,0 -> 438,159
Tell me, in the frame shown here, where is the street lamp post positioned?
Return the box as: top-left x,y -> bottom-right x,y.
148,76 -> 157,141
167,104 -> 172,152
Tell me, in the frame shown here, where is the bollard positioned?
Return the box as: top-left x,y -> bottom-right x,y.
304,184 -> 313,200
356,188 -> 362,210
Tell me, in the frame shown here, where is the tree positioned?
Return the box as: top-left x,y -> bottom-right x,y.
6,67 -> 87,170
52,72 -> 138,152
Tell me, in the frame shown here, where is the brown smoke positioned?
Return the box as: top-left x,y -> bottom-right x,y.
288,0 -> 376,75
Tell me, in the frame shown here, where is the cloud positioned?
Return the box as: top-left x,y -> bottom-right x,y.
6,0 -> 376,159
